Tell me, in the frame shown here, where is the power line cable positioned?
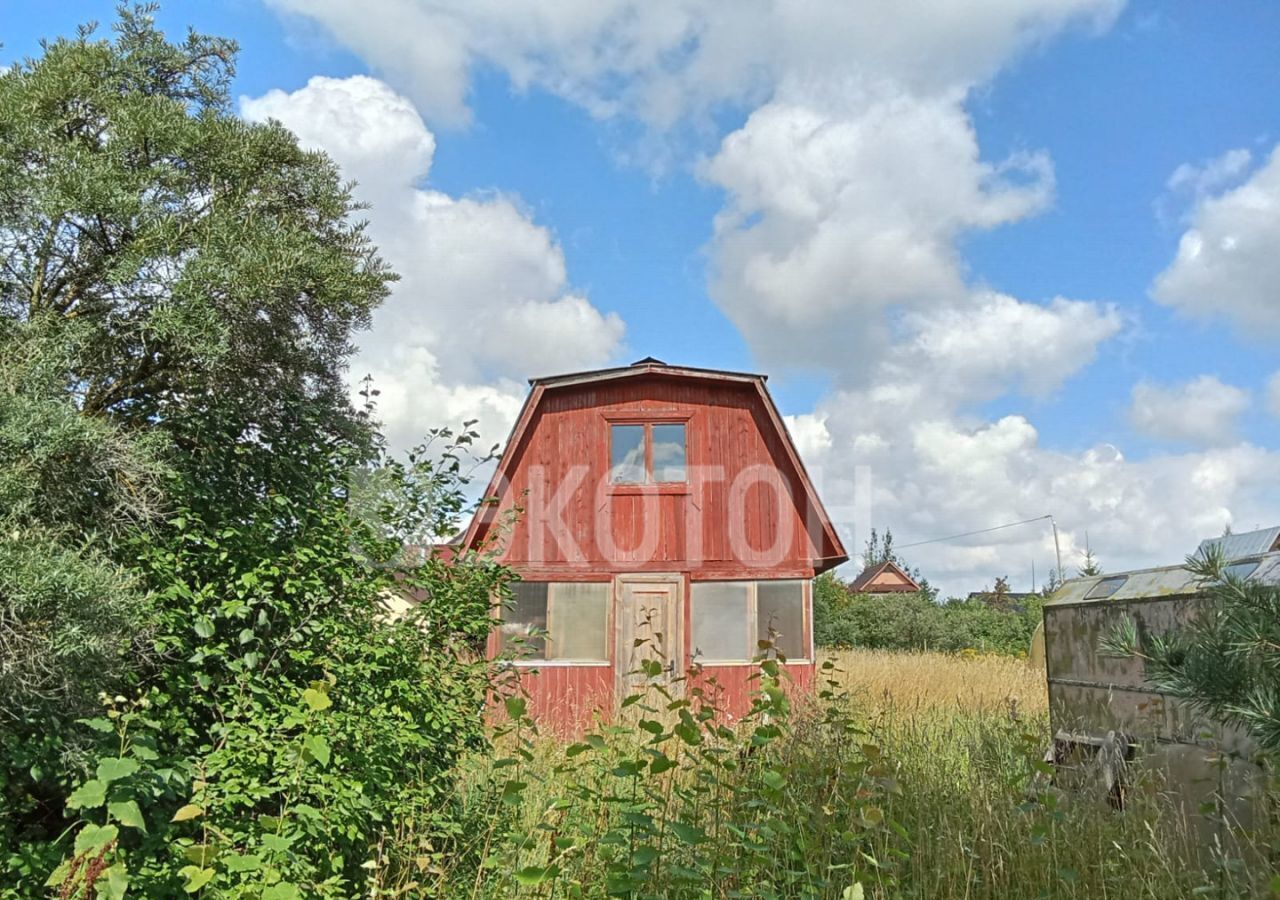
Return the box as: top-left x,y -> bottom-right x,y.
896,515 -> 1054,550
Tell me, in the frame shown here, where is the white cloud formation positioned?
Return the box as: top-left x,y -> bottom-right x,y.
703,89 -> 1058,377
1153,145 -> 1280,335
255,2 -> 1280,596
241,76 -> 625,450
1268,372 -> 1280,419
1128,376 -> 1251,447
266,0 -> 1121,128
803,373 -> 1280,597
1167,148 -> 1252,200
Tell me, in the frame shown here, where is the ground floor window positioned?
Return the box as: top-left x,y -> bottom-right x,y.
499,581 -> 610,662
690,579 -> 807,662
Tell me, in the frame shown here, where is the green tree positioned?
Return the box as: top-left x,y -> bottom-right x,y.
1103,549 -> 1280,751
0,9 -> 508,895
1078,544 -> 1102,577
0,3 -> 390,466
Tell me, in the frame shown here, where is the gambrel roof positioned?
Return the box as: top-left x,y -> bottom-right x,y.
461,359 -> 848,570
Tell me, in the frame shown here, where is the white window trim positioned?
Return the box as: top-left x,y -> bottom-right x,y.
691,579 -> 811,665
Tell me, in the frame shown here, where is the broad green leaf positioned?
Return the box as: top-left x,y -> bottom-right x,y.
648,754 -> 676,775
303,734 -> 331,767
179,865 -> 215,893
96,757 -> 139,784
504,696 -> 527,719
67,779 -> 106,810
102,864 -> 129,900
171,803 -> 204,822
302,688 -> 332,711
842,884 -> 865,900
513,865 -> 559,886
193,618 -> 215,639
183,844 -> 220,866
108,800 -> 146,832
669,822 -> 707,845
222,853 -> 263,873
263,884 -> 300,900
763,769 -> 786,790
74,823 -> 119,856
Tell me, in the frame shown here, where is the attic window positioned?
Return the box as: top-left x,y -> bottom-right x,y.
1084,576 -> 1128,600
609,422 -> 686,484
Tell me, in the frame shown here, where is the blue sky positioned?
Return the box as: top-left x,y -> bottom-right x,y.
7,1 -> 1279,591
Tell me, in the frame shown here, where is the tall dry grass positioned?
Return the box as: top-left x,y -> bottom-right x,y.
388,650 -> 1272,898
820,647 -> 1047,716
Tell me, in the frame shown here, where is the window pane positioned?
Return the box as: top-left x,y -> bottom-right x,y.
501,582 -> 547,658
1084,576 -> 1127,600
691,582 -> 751,661
610,424 -> 646,483
757,580 -> 805,659
547,583 -> 609,661
652,423 -> 686,482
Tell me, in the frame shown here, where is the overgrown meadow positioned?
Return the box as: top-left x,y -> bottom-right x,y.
372,649 -> 1274,899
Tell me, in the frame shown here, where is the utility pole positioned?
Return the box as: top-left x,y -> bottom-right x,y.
1050,516 -> 1063,590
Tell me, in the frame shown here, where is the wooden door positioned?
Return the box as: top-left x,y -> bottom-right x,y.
615,575 -> 683,701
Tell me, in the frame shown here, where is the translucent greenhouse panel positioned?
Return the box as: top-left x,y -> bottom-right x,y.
756,580 -> 805,659
691,581 -> 751,661
500,581 -> 548,658
547,582 -> 610,661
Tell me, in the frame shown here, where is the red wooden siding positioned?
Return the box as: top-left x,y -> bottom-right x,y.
471,363 -> 847,733
482,376 -> 837,575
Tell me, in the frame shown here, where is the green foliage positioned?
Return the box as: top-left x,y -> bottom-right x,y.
813,573 -> 1044,656
37,422 -> 507,897
473,645 -> 896,899
1103,548 -> 1280,752
0,4 -> 391,433
0,8 -> 508,895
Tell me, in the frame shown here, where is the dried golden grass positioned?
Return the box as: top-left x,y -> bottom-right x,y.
819,647 -> 1048,716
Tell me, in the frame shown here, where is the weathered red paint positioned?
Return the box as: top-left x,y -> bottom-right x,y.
466,361 -> 847,732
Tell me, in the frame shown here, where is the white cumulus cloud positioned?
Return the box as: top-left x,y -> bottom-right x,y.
1129,376 -> 1251,447
1153,145 -> 1280,335
241,76 -> 625,451
253,3 -> 1280,596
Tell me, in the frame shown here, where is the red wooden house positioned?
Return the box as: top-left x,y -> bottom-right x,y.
461,358 -> 848,731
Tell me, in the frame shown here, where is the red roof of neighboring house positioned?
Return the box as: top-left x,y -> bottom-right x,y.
848,560 -> 921,594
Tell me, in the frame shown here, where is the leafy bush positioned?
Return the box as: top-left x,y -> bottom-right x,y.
814,573 -> 1044,657
0,9 -> 511,895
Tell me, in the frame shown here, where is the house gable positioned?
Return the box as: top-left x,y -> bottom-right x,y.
849,560 -> 921,594
462,361 -> 847,577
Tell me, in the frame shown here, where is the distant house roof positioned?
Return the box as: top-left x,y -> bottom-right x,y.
1197,527 -> 1280,561
849,560 -> 921,594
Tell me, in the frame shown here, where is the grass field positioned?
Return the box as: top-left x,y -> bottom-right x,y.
393,649 -> 1272,898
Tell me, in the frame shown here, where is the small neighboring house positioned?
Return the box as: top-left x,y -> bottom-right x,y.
848,560 -> 920,594
455,357 -> 848,732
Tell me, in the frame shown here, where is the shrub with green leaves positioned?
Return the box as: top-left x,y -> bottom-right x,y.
0,7 -> 512,895
813,573 -> 1044,656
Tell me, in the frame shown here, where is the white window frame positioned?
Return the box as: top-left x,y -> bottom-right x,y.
690,579 -> 810,665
